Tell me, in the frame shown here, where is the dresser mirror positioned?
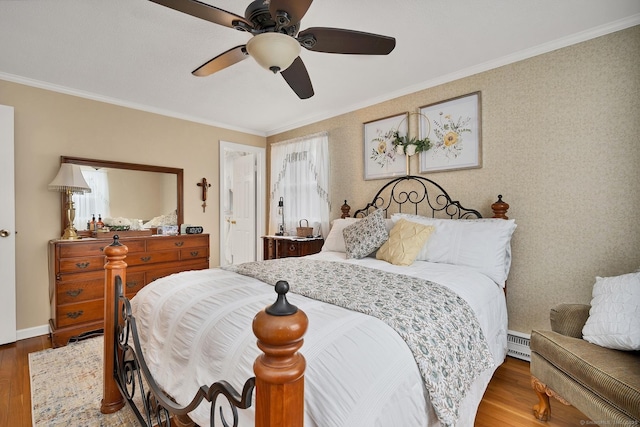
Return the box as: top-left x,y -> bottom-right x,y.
59,156 -> 184,235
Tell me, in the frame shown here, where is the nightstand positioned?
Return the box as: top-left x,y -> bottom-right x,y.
262,236 -> 324,260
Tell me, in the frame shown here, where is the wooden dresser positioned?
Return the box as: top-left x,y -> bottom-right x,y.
262,236 -> 324,260
49,234 -> 209,347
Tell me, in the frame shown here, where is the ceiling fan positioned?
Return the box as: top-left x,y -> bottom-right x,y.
149,0 -> 396,99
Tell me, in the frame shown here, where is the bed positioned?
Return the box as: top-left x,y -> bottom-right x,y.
100,175 -> 515,427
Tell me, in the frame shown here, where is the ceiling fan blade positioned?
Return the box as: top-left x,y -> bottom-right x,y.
150,0 -> 252,30
192,45 -> 249,77
269,0 -> 313,26
298,27 -> 395,55
281,57 -> 314,99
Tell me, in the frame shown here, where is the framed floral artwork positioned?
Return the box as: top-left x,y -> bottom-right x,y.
363,112 -> 408,180
418,92 -> 482,173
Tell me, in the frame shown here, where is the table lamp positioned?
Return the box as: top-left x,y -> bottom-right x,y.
48,163 -> 92,240
276,197 -> 285,236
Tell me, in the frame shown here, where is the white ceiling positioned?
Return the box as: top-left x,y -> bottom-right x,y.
1,1 -> 638,136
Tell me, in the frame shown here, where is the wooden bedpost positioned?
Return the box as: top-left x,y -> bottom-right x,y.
341,200 -> 351,218
491,195 -> 510,219
253,281 -> 308,427
101,235 -> 128,414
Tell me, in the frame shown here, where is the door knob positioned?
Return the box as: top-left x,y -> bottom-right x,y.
0,229 -> 10,237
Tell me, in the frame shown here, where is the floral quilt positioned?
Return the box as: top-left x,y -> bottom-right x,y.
224,258 -> 494,426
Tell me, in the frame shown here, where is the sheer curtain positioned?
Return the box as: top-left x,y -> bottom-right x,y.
72,168 -> 110,230
270,131 -> 330,238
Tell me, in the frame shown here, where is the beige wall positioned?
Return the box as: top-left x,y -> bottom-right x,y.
0,80 -> 266,331
268,26 -> 640,334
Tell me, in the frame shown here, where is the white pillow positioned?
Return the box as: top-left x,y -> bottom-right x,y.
322,217 -> 393,253
582,272 -> 640,351
322,217 -> 360,252
391,214 -> 516,287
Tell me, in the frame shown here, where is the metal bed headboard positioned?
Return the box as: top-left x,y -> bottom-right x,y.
353,175 -> 482,219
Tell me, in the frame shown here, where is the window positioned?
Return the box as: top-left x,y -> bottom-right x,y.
72,167 -> 110,230
270,132 -> 330,237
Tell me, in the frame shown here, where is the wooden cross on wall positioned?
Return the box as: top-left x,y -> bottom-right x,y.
197,177 -> 211,212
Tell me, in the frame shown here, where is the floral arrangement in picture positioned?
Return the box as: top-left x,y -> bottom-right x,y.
419,92 -> 481,173
431,112 -> 472,159
369,128 -> 398,168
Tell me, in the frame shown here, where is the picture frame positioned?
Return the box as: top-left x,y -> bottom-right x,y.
419,92 -> 482,173
363,112 -> 409,180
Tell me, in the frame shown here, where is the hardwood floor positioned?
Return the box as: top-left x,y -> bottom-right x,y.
0,335 -> 51,427
0,336 -> 589,427
476,356 -> 589,426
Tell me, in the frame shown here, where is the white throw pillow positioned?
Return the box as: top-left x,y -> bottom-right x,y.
322,217 -> 360,252
582,272 -> 640,351
391,214 -> 516,287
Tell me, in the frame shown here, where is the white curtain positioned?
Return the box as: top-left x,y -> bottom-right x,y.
270,131 -> 330,238
72,168 -> 110,230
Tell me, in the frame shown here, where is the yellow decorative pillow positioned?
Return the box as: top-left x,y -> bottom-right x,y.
376,219 -> 435,266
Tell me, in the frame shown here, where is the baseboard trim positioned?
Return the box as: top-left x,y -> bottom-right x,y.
17,324 -> 50,341
507,329 -> 531,361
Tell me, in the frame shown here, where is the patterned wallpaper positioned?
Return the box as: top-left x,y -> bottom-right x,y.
268,26 -> 640,333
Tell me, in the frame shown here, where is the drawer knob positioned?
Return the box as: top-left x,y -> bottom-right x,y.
190,251 -> 199,257
75,262 -> 90,269
126,281 -> 138,289
66,289 -> 83,298
66,310 -> 84,319
174,241 -> 184,247
140,256 -> 152,262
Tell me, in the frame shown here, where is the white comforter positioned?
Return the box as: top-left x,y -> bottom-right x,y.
130,251 -> 508,427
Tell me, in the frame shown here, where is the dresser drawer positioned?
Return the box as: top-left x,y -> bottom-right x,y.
127,250 -> 180,266
145,260 -> 209,284
59,239 -> 145,257
123,272 -> 145,297
56,299 -> 103,328
146,235 -> 209,251
278,240 -> 301,257
56,271 -> 104,304
58,255 -> 106,273
180,246 -> 208,260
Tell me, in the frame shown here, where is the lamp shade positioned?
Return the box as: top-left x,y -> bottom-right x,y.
48,163 -> 92,194
246,32 -> 301,73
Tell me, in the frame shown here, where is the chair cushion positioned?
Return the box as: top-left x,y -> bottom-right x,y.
531,329 -> 640,420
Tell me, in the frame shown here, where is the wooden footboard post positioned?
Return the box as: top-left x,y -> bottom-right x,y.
100,236 -> 128,414
253,281 -> 308,427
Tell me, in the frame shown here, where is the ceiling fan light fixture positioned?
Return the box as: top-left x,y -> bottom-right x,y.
246,32 -> 301,73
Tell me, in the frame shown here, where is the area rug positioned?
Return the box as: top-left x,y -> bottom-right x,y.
29,336 -> 142,426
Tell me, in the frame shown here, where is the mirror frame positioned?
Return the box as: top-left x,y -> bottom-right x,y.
59,156 -> 184,235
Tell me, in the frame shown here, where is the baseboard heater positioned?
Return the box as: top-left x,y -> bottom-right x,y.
507,330 -> 531,361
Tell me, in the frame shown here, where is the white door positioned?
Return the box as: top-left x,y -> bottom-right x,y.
219,141 -> 265,266
230,154 -> 256,264
0,105 -> 16,345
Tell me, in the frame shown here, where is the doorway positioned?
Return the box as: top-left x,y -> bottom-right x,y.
219,141 -> 266,266
0,105 -> 16,345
